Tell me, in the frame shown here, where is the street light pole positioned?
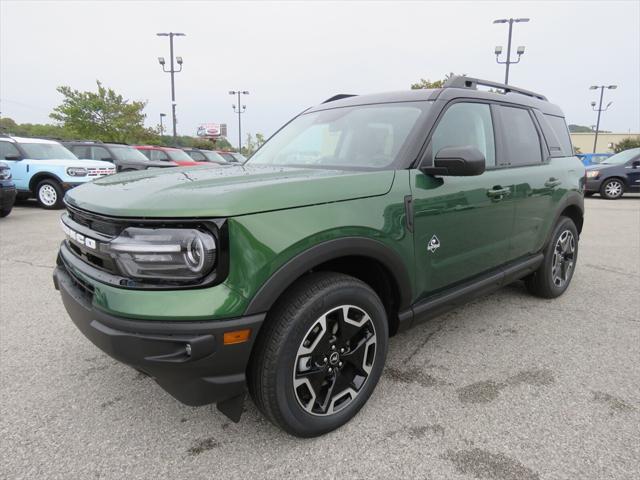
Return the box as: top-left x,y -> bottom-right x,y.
229,90 -> 249,152
159,113 -> 166,135
493,18 -> 529,85
590,84 -> 617,153
157,32 -> 185,140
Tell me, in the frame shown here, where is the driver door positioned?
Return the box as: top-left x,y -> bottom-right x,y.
0,141 -> 29,190
410,101 -> 516,299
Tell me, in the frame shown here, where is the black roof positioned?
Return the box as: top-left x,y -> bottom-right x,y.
308,76 -> 564,117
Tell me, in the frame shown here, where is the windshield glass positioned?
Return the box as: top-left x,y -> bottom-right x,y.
20,142 -> 77,160
167,149 -> 194,162
110,146 -> 151,162
248,102 -> 427,169
600,148 -> 640,165
202,150 -> 229,163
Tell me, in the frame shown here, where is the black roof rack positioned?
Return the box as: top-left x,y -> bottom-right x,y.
443,76 -> 547,101
322,94 -> 358,104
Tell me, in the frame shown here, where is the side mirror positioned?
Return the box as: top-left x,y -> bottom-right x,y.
4,155 -> 22,161
421,146 -> 486,176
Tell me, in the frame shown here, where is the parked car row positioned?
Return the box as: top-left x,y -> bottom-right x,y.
0,134 -> 247,211
585,147 -> 640,199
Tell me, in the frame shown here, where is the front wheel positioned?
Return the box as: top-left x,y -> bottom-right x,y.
35,179 -> 64,209
248,272 -> 388,437
600,178 -> 624,199
525,216 -> 579,298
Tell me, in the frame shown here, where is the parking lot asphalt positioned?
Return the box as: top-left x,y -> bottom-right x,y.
1,196 -> 639,480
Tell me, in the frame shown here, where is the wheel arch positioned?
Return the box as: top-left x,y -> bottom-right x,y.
601,175 -> 628,188
243,237 -> 413,336
545,191 -> 584,249
28,172 -> 63,193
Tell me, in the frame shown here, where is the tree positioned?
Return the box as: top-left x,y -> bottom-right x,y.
411,72 -> 463,90
568,124 -> 593,133
613,137 -> 640,153
50,81 -> 154,143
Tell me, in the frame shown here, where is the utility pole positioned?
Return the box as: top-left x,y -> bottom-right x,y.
590,84 -> 617,153
159,113 -> 166,135
157,32 -> 185,140
493,18 -> 529,85
229,90 -> 249,153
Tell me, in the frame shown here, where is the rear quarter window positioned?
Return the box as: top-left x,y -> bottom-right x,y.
544,114 -> 574,157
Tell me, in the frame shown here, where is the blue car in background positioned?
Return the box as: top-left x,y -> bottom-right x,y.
0,135 -> 115,209
576,153 -> 612,166
0,161 -> 16,217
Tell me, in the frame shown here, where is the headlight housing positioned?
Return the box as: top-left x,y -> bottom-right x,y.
67,167 -> 88,177
103,227 -> 217,281
586,170 -> 600,179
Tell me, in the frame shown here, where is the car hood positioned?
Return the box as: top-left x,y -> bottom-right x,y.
586,163 -> 617,171
28,158 -> 115,169
65,164 -> 395,217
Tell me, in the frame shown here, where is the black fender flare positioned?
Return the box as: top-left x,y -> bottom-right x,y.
243,237 -> 413,316
28,172 -> 64,192
545,191 -> 584,246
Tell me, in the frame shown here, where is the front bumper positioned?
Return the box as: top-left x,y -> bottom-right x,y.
53,264 -> 265,418
585,178 -> 603,192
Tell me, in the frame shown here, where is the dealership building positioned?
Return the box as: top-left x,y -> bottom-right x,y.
570,132 -> 640,153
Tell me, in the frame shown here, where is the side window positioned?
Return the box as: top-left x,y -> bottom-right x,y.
499,106 -> 543,166
190,151 -> 206,161
91,146 -> 112,161
71,146 -> 89,159
150,150 -> 169,161
544,114 -> 573,156
430,102 -> 496,166
0,142 -> 21,159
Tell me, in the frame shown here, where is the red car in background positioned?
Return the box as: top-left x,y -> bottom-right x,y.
134,146 -> 211,166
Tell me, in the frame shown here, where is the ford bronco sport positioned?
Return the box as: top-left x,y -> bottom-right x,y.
53,77 -> 585,437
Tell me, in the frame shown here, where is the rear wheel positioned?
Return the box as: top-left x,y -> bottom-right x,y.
0,206 -> 12,217
525,216 -> 578,298
35,179 -> 64,209
600,178 -> 624,199
248,272 -> 388,437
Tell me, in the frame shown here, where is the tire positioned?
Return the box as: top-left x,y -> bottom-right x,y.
0,206 -> 12,217
248,272 -> 388,437
35,179 -> 64,209
600,178 -> 624,200
525,216 -> 579,299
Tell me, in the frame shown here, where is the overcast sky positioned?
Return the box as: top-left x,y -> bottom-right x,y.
2,0 -> 639,144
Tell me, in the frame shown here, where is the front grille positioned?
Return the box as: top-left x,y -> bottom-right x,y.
86,167 -> 116,177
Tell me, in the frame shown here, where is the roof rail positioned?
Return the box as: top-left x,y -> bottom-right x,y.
322,94 -> 358,104
443,76 -> 548,101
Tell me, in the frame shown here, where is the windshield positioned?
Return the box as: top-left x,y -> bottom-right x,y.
20,142 -> 77,160
202,150 -> 229,163
167,149 -> 195,162
248,102 -> 427,169
600,148 -> 640,165
110,146 -> 151,162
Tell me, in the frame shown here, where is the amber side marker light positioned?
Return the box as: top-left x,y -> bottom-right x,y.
223,329 -> 251,345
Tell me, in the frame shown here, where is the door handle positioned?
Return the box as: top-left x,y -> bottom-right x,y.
487,187 -> 511,199
545,177 -> 561,188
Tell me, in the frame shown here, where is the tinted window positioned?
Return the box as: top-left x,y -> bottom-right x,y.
70,146 -> 90,159
189,151 -> 206,161
544,114 -> 573,156
90,146 -> 112,161
0,141 -> 21,159
499,106 -> 542,166
149,150 -> 169,161
431,102 -> 496,166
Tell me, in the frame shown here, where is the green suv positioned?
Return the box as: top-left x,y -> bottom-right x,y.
53,77 -> 585,437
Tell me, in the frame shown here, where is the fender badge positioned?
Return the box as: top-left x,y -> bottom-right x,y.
427,235 -> 441,253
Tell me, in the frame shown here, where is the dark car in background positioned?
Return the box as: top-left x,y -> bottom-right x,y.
134,145 -> 210,167
65,142 -> 178,171
0,161 -> 17,217
216,151 -> 246,164
585,148 -> 640,199
183,148 -> 229,165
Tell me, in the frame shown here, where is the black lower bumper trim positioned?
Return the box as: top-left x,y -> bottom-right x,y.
53,265 -> 265,411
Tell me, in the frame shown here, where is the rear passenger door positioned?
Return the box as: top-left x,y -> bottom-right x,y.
411,101 -> 517,297
495,105 -> 564,260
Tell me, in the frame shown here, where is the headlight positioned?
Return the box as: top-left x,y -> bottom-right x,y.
0,168 -> 11,180
103,227 -> 216,281
67,167 -> 88,177
586,170 -> 600,179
